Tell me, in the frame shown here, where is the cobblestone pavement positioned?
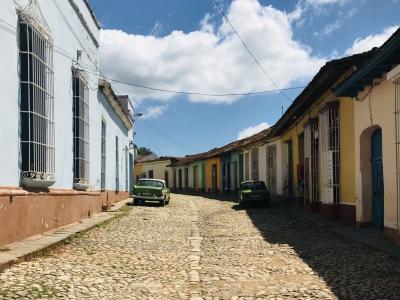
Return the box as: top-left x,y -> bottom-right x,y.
1,194 -> 400,299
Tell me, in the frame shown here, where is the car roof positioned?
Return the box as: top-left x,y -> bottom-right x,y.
138,178 -> 166,183
241,180 -> 265,184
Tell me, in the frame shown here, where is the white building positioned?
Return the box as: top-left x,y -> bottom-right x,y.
0,0 -> 134,246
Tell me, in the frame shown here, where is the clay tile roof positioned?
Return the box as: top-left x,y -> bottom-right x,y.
270,49 -> 378,136
135,155 -> 179,164
170,127 -> 273,167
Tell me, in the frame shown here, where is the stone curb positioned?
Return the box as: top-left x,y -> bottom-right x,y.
0,198 -> 133,273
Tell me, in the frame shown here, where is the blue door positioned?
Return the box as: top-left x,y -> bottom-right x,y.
371,129 -> 384,230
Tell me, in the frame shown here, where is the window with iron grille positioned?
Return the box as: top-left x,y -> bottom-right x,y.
19,15 -> 55,187
72,69 -> 89,189
101,119 -> 106,190
267,144 -> 277,195
304,120 -> 319,203
320,103 -> 340,204
115,136 -> 119,191
125,148 -> 128,191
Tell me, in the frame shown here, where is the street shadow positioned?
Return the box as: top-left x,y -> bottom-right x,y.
231,202 -> 280,211
243,204 -> 400,299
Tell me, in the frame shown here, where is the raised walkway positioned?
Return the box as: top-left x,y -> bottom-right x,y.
0,198 -> 132,272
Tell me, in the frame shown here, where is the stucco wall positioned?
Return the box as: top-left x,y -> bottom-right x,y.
172,166 -> 187,189
258,144 -> 267,184
134,160 -> 172,187
279,90 -> 356,205
340,100 -> 356,205
97,91 -> 132,192
354,79 -> 397,230
0,190 -> 128,246
205,158 -> 221,192
189,161 -> 204,191
0,0 -> 133,191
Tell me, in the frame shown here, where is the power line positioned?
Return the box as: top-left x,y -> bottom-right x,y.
83,68 -> 304,98
211,0 -> 293,102
0,16 -> 304,100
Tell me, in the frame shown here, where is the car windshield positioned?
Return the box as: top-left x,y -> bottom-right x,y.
242,181 -> 266,190
137,180 -> 164,188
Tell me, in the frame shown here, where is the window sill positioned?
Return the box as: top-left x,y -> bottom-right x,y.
73,182 -> 90,191
20,178 -> 55,189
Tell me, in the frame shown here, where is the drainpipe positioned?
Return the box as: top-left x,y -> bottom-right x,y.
395,82 -> 400,236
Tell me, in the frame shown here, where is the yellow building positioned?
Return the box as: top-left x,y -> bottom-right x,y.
271,50 -> 377,224
334,28 -> 400,241
134,155 -> 177,188
205,157 -> 221,193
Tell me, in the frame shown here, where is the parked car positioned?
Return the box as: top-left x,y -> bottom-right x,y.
132,179 -> 170,206
238,181 -> 270,207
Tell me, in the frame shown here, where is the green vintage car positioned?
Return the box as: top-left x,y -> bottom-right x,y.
239,181 -> 270,207
132,179 -> 170,206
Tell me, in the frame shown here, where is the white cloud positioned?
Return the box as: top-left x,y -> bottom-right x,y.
141,105 -> 167,119
313,20 -> 341,37
345,26 -> 398,55
99,0 -> 325,105
305,0 -> 348,6
237,122 -> 270,140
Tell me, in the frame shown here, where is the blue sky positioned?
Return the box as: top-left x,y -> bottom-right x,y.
90,0 -> 399,156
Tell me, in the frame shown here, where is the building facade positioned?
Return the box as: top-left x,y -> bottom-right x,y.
271,51 -> 376,224
335,28 -> 400,240
134,156 -> 176,188
0,0 -> 134,246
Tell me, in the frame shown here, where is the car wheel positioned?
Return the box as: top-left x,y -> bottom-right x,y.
166,197 -> 170,205
133,199 -> 139,205
159,199 -> 165,207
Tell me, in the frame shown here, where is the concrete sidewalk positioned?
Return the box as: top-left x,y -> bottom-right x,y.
287,204 -> 400,258
0,198 -> 132,272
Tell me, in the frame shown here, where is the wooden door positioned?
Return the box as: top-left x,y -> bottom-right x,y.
371,128 -> 384,230
267,145 -> 276,195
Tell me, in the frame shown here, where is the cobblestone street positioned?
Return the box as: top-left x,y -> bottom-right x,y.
1,194 -> 400,299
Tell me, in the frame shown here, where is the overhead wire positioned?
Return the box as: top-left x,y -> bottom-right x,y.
83,68 -> 304,98
211,0 -> 293,102
0,16 -> 305,100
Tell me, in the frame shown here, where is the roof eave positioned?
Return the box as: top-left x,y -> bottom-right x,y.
335,32 -> 400,97
99,80 -> 133,130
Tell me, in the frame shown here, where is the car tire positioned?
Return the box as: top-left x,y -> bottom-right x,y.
159,199 -> 165,207
166,197 -> 170,205
133,199 -> 139,205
